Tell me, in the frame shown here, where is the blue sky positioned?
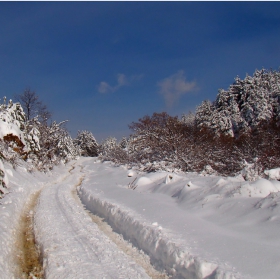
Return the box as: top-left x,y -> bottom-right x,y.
1,2 -> 280,142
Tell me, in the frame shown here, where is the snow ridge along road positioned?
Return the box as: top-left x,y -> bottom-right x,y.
77,158 -> 239,279
34,162 -> 151,278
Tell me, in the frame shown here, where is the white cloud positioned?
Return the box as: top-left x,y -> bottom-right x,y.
98,81 -> 114,94
158,70 -> 197,107
116,73 -> 128,87
98,73 -> 128,94
98,73 -> 143,94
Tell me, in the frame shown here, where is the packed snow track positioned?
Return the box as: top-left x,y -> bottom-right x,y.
34,163 -> 153,278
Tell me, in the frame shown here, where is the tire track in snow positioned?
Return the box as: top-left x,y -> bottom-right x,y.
14,190 -> 43,279
13,163 -> 77,279
73,177 -> 168,279
34,162 -> 150,278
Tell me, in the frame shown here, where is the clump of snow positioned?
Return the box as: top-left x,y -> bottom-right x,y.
264,167 -> 280,180
127,170 -> 135,177
228,179 -> 280,198
0,120 -> 25,146
136,176 -> 153,186
201,165 -> 217,175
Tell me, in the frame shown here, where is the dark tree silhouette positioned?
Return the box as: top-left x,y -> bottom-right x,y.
14,88 -> 51,123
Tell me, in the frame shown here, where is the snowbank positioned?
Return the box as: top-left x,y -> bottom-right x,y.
78,159 -> 280,279
78,189 -> 235,278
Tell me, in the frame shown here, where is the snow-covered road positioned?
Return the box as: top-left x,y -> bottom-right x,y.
34,163 -> 154,278
2,157 -> 280,278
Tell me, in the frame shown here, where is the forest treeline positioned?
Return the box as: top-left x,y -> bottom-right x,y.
98,68 -> 280,180
0,68 -> 279,195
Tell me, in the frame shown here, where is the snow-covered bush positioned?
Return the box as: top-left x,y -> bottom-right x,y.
74,130 -> 98,157
127,112 -> 190,170
31,121 -> 79,171
201,165 -> 217,176
0,98 -> 27,152
0,141 -> 21,169
0,98 -> 28,165
0,94 -> 80,174
241,159 -> 262,181
98,137 -> 129,164
25,118 -> 41,154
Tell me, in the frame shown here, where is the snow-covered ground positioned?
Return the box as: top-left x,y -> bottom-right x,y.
1,157 -> 280,278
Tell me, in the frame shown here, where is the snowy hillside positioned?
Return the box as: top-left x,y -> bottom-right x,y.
1,157 -> 280,278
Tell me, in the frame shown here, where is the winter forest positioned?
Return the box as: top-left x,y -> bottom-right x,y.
0,68 -> 280,196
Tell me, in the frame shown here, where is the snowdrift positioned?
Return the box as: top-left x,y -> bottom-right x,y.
78,158 -> 280,279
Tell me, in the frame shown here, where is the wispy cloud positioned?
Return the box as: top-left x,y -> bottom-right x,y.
98,73 -> 138,94
158,70 -> 197,108
116,73 -> 127,87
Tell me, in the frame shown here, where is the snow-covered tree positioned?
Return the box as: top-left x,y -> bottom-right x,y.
34,121 -> 79,169
119,137 -> 128,149
181,112 -> 195,126
74,130 -> 98,157
196,69 -> 280,138
99,137 -> 118,157
193,68 -> 280,176
0,98 -> 27,156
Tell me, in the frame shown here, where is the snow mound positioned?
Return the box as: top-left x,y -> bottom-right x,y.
239,179 -> 279,198
264,168 -> 280,180
136,172 -> 168,187
136,176 -> 153,186
164,173 -> 182,184
127,170 -> 136,177
255,191 -> 280,210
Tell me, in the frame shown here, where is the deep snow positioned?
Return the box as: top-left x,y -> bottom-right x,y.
1,157 -> 280,278
78,158 -> 280,278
